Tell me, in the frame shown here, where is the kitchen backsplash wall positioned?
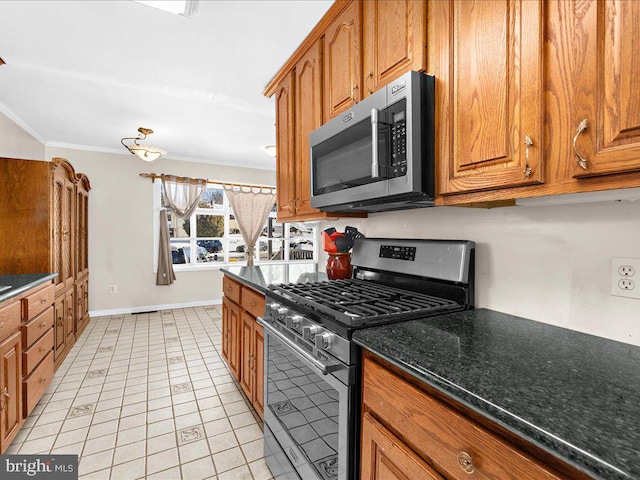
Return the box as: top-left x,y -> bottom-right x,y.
322,198 -> 640,347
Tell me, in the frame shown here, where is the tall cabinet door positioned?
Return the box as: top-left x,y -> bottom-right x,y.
569,0 -> 640,178
0,332 -> 22,450
433,0 -> 544,195
53,295 -> 66,361
294,40 -> 324,218
275,72 -> 296,221
362,0 -> 426,96
51,161 -> 76,294
323,0 -> 361,120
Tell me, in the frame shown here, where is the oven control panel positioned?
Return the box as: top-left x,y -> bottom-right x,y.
379,245 -> 416,261
263,300 -> 351,365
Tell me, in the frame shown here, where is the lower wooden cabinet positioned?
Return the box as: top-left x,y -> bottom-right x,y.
361,411 -> 444,480
362,352 -> 576,480
222,275 -> 265,420
53,287 -> 76,368
76,276 -> 89,336
0,331 -> 22,451
222,296 -> 241,380
240,311 -> 264,419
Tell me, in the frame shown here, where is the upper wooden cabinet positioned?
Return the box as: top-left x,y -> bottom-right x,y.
323,1 -> 361,120
274,72 -> 296,221
294,41 -> 324,218
433,0 -> 545,196
52,159 -> 76,294
568,0 -> 640,178
362,0 -> 426,96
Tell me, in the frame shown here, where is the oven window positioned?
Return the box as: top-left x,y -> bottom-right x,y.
266,340 -> 340,479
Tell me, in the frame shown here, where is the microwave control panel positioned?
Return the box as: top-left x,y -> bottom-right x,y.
389,99 -> 407,177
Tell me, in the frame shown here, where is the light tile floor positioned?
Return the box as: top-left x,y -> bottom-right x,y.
7,306 -> 273,480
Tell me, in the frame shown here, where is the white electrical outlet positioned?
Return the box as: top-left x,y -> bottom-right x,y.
611,258 -> 640,299
109,284 -> 117,295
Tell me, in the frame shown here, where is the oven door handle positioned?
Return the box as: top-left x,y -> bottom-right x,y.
258,317 -> 342,376
371,108 -> 380,179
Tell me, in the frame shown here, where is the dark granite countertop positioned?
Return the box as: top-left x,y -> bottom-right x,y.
221,263 -> 326,293
0,273 -> 57,303
353,308 -> 640,480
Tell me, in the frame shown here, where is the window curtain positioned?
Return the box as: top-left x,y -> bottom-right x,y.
223,185 -> 276,266
157,175 -> 208,285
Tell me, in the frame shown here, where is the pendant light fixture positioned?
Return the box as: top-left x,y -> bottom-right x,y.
121,127 -> 167,162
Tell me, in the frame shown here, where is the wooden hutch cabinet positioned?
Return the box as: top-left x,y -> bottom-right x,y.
0,157 -> 91,369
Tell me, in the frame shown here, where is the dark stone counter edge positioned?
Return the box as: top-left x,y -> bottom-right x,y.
220,268 -> 267,294
354,339 -> 629,480
0,273 -> 58,304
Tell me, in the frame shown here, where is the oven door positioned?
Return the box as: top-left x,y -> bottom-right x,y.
259,318 -> 355,480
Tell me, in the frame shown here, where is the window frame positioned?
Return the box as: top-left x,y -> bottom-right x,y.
152,181 -> 318,272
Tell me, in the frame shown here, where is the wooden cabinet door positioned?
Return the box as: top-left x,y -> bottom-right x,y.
51,160 -> 76,294
64,289 -> 75,344
0,331 -> 22,451
275,72 -> 296,221
222,297 -> 240,380
433,0 -> 544,195
361,412 -> 443,480
294,40 -> 324,218
239,312 -> 254,401
566,0 -> 640,178
76,178 -> 90,278
362,0 -> 426,97
53,295 -> 65,361
324,0 -> 361,120
253,323 -> 264,419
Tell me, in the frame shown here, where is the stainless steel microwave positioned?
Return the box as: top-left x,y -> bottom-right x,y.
309,70 -> 435,213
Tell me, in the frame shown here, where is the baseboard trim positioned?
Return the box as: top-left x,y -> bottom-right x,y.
89,299 -> 222,318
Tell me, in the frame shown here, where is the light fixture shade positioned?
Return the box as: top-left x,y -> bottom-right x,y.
128,145 -> 167,162
121,127 -> 166,162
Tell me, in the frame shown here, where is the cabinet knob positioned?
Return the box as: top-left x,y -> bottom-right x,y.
249,301 -> 256,307
39,377 -> 47,384
40,322 -> 47,328
573,119 -> 588,170
0,322 -> 3,329
2,386 -> 8,398
40,298 -> 47,304
457,451 -> 475,474
39,346 -> 47,352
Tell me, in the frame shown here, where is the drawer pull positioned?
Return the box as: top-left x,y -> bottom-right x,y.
249,301 -> 256,307
573,118 -> 588,170
40,298 -> 47,304
0,322 -> 3,329
457,451 -> 475,474
39,377 -> 47,383
39,346 -> 47,352
41,321 -> 48,327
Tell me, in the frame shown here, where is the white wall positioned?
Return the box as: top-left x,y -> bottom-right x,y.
0,111 -> 44,159
45,146 -> 275,315
322,199 -> 640,346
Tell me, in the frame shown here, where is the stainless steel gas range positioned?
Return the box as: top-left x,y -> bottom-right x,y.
258,238 -> 475,480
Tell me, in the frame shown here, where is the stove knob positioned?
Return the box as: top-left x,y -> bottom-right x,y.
264,302 -> 280,317
316,333 -> 333,350
287,314 -> 303,329
275,307 -> 289,323
303,325 -> 321,341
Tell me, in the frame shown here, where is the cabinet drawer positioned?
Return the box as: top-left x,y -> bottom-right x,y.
23,306 -> 54,348
0,300 -> 21,341
23,328 -> 54,375
241,286 -> 265,318
363,356 -> 562,480
23,283 -> 54,321
23,351 -> 54,418
223,276 -> 241,304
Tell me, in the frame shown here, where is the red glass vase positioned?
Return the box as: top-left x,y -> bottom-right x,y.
326,252 -> 352,280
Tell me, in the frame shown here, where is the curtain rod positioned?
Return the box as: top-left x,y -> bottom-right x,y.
139,173 -> 275,191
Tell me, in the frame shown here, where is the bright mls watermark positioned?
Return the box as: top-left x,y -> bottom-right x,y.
1,455 -> 77,479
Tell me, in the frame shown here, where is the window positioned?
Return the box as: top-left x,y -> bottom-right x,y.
154,182 -> 317,269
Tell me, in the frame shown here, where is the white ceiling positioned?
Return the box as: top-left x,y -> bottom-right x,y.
0,0 -> 333,170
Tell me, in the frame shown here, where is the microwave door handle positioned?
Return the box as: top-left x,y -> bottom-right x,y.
371,108 -> 380,178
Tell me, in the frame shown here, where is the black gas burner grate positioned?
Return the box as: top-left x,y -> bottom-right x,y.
271,279 -> 459,326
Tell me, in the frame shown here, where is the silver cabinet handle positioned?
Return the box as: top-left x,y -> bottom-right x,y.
573,119 -> 588,170
524,135 -> 533,178
371,108 -> 380,179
